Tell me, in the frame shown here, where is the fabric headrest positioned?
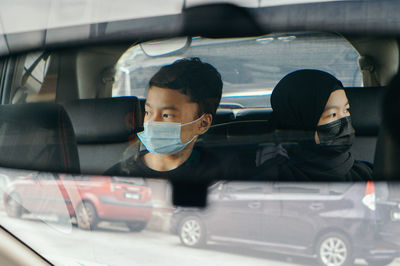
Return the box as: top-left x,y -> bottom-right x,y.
213,109 -> 235,124
346,87 -> 383,136
0,103 -> 80,173
63,97 -> 142,144
235,108 -> 273,121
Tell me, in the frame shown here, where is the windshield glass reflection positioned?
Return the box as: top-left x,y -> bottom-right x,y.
0,167 -> 399,266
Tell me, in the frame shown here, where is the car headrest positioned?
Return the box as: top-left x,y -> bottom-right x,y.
346,87 -> 383,136
0,103 -> 80,173
139,97 -> 146,116
235,108 -> 273,121
200,108 -> 274,145
63,97 -> 142,144
213,109 -> 235,124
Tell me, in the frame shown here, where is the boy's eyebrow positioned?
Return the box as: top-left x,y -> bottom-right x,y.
145,102 -> 178,111
161,106 -> 179,111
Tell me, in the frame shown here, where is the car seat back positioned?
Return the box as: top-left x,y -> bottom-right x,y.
63,97 -> 142,174
0,103 -> 80,173
346,86 -> 383,163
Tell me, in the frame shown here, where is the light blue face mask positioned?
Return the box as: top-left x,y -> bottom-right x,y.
137,115 -> 204,155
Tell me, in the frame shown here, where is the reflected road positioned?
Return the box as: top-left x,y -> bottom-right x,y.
0,212 -> 398,266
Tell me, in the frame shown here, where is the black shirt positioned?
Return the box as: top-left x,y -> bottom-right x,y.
105,147 -> 242,181
255,144 -> 373,182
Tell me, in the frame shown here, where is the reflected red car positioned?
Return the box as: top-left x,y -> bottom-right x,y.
4,173 -> 152,231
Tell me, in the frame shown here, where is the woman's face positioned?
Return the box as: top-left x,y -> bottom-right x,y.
315,89 -> 350,144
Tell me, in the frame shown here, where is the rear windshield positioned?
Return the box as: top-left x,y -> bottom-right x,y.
113,33 -> 362,108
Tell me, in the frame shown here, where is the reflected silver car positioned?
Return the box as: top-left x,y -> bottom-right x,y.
171,181 -> 400,266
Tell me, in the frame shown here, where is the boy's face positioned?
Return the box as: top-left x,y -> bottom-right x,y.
144,86 -> 211,143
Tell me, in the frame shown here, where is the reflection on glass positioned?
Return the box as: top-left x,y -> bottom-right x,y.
0,171 -> 399,266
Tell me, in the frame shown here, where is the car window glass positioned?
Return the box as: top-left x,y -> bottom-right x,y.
0,37 -> 398,266
0,1 -> 400,265
7,33 -> 362,109
113,33 -> 362,108
10,52 -> 57,104
2,169 -> 399,266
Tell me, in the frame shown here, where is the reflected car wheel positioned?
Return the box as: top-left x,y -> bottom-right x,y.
76,202 -> 98,230
5,194 -> 23,218
126,221 -> 147,232
179,216 -> 206,248
316,232 -> 353,266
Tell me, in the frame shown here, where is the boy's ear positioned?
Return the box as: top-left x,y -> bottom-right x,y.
199,113 -> 213,134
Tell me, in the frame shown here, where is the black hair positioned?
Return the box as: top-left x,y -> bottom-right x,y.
149,57 -> 222,117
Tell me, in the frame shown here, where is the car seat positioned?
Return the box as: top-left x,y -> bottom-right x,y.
346,86 -> 383,163
63,97 -> 142,174
0,103 -> 80,173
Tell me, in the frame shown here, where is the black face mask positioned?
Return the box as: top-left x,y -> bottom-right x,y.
316,116 -> 355,154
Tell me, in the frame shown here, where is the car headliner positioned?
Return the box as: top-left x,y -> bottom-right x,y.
0,0 -> 400,56
0,0 -> 351,35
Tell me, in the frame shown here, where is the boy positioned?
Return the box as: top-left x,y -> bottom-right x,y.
107,58 -> 238,181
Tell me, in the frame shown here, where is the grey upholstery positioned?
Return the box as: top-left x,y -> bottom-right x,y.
346,87 -> 383,136
347,87 -> 382,162
0,103 -> 80,173
63,97 -> 142,174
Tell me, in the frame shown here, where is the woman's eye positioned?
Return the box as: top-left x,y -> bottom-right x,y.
328,113 -> 336,118
144,111 -> 150,116
163,113 -> 172,118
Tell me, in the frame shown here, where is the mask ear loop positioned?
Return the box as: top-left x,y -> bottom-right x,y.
180,114 -> 206,144
181,114 -> 206,127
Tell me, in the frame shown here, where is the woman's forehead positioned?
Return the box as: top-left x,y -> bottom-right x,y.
325,89 -> 349,107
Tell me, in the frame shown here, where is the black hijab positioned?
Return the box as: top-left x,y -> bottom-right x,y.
259,69 -> 372,182
272,69 -> 343,131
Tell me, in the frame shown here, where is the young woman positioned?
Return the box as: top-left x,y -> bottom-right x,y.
257,69 -> 372,182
